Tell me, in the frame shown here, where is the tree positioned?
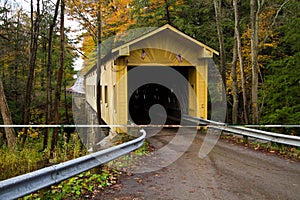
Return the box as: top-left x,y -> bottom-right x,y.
164,0 -> 171,24
0,79 -> 16,148
22,0 -> 41,144
231,33 -> 239,124
0,5 -> 29,125
0,1 -> 77,150
250,0 -> 261,124
66,0 -> 134,42
45,0 -> 60,150
51,0 -> 65,157
234,0 -> 249,124
213,0 -> 226,119
131,0 -> 183,27
262,54 -> 300,129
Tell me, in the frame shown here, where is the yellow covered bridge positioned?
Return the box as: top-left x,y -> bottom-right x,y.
84,24 -> 219,133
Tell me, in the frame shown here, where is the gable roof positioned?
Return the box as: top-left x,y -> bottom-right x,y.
112,24 -> 219,56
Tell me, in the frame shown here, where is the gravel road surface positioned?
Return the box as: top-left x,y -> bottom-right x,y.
95,128 -> 300,200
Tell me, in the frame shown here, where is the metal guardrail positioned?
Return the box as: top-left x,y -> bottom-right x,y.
183,115 -> 227,126
184,115 -> 300,147
0,129 -> 146,200
211,125 -> 300,147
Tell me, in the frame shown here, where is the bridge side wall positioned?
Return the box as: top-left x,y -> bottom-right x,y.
85,70 -> 97,111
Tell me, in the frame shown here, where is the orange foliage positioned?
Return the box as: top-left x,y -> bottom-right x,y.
104,0 -> 135,36
66,0 -> 135,66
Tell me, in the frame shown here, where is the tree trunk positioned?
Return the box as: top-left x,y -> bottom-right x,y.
165,0 -> 171,25
51,0 -> 65,157
250,0 -> 260,124
45,0 -> 60,150
213,0 -> 227,113
231,34 -> 239,124
233,0 -> 249,124
22,0 -> 41,144
0,80 -> 16,148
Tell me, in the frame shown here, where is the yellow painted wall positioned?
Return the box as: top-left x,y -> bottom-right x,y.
114,57 -> 128,133
188,67 -> 197,116
196,66 -> 208,119
127,49 -> 192,67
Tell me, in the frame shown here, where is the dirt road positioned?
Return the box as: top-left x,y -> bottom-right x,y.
95,128 -> 300,200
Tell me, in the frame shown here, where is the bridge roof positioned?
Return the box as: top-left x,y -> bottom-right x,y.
67,75 -> 85,94
112,24 -> 219,56
82,24 -> 219,76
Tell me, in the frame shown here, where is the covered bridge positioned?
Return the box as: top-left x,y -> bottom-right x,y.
84,24 -> 219,133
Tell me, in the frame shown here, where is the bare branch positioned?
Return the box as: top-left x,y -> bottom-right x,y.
262,0 -> 290,44
0,33 -> 9,41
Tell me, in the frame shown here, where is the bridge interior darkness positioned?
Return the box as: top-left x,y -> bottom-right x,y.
128,66 -> 189,125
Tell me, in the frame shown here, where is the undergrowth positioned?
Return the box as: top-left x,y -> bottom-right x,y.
0,130 -> 86,181
23,166 -> 121,200
0,146 -> 43,180
16,132 -> 150,199
221,134 -> 300,160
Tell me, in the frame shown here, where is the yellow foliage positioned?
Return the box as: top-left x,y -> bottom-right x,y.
227,7 -> 280,94
18,128 -> 39,139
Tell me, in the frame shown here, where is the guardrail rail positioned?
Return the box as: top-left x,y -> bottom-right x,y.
183,115 -> 300,147
0,129 -> 146,200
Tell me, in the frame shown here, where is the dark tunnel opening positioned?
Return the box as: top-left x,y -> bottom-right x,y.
128,66 -> 189,125
129,83 -> 181,125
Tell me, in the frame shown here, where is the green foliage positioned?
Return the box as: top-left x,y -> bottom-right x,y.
260,53 -> 300,131
260,3 -> 300,133
130,0 -> 221,50
134,141 -> 150,156
32,167 -> 121,199
43,131 -> 87,164
279,0 -> 300,55
130,0 -> 173,27
107,140 -> 151,173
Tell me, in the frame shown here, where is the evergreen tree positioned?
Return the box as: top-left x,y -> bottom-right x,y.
260,1 -> 300,133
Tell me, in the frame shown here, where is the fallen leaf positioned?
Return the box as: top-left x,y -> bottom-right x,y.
134,178 -> 143,183
189,189 -> 195,193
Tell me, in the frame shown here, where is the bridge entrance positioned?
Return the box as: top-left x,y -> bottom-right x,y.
128,66 -> 194,125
